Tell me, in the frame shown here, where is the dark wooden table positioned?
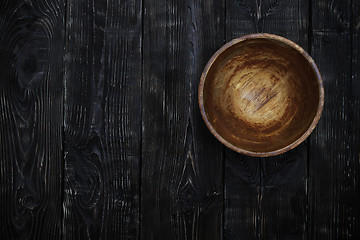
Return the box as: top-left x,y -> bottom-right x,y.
1,0 -> 359,239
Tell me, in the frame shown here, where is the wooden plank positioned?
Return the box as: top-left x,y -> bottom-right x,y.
224,151 -> 260,239
141,0 -> 224,239
63,0 -> 142,238
226,0 -> 309,45
261,148 -> 308,239
351,0 -> 360,233
309,0 -> 360,238
225,0 -> 309,239
0,0 -> 64,239
259,0 -> 309,238
224,1 -> 260,237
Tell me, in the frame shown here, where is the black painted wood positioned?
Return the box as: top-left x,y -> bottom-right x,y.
63,0 -> 142,239
0,0 -> 64,239
351,0 -> 360,233
224,0 -> 309,239
261,148 -> 308,239
309,0 -> 360,238
141,0 -> 224,239
0,0 -> 359,239
224,151 -> 260,239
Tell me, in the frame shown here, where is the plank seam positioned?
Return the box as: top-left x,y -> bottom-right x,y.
306,1 -> 312,239
61,0 -> 70,238
350,0 -> 353,91
222,1 -> 227,239
258,158 -> 263,239
139,0 -> 145,238
224,0 -> 227,44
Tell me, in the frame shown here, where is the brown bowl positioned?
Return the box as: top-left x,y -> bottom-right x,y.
199,33 -> 324,157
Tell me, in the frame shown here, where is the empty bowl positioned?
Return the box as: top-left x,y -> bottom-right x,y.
198,33 -> 324,157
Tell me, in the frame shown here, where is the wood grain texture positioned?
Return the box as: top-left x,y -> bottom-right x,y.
141,0 -> 224,239
261,148 -> 307,239
224,151 -> 260,239
1,0 -> 359,239
225,0 -> 309,239
63,0 -> 142,238
226,0 -> 309,44
351,0 -> 360,233
0,0 -> 64,239
309,0 -> 360,238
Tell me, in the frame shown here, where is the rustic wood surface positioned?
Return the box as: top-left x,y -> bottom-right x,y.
0,0 -> 359,239
224,0 -> 309,239
63,0 -> 142,239
141,0 -> 224,239
309,0 -> 360,238
0,0 -> 64,239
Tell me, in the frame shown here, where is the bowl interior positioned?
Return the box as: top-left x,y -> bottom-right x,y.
202,37 -> 322,154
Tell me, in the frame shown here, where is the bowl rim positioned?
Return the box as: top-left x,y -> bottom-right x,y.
198,33 -> 324,157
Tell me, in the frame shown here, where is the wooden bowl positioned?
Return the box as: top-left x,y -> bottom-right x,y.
199,34 -> 324,157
